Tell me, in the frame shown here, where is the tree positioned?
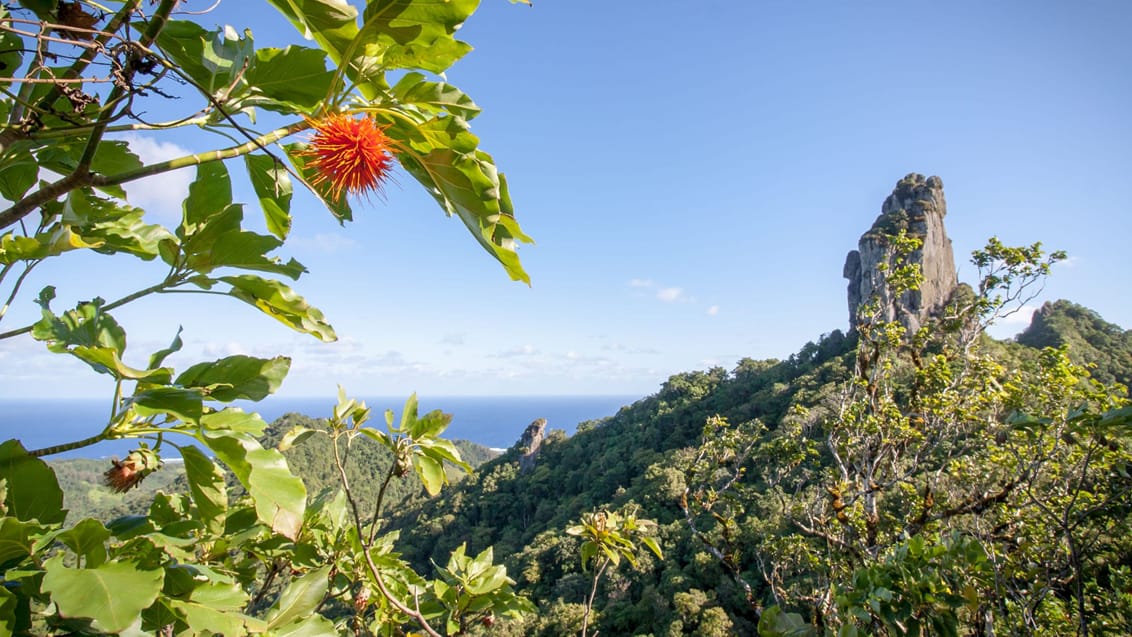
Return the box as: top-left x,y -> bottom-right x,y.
0,0 -> 534,634
682,234 -> 1132,635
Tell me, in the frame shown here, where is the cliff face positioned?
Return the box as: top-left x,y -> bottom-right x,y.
844,174 -> 958,333
517,418 -> 547,473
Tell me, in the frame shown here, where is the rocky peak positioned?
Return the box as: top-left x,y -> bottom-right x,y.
517,418 -> 547,473
844,174 -> 959,334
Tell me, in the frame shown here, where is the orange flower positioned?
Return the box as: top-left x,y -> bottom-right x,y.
302,113 -> 397,202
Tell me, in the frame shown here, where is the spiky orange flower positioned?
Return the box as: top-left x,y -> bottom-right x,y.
302,113 -> 397,202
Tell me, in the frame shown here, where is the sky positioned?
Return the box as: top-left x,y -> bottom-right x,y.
1,1 -> 1130,400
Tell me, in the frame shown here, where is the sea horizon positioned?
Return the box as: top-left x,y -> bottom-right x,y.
0,394 -> 643,460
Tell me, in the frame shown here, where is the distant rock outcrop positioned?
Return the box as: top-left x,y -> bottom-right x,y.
517,418 -> 547,473
844,174 -> 959,334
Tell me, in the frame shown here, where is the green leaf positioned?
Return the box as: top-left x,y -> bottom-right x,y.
181,161 -> 233,232
0,440 -> 65,525
269,614 -> 339,637
0,585 -> 17,637
41,555 -> 164,634
265,565 -> 331,628
132,387 -> 204,424
639,535 -> 664,561
360,0 -> 478,73
0,517 -> 37,569
203,431 -> 306,539
200,408 -> 270,436
147,328 -> 184,371
387,115 -> 532,284
182,204 -> 306,279
279,426 -> 318,451
57,518 -> 110,568
220,274 -> 337,342
413,454 -> 445,496
176,355 -> 291,402
266,0 -> 359,65
0,149 -> 37,202
410,408 -> 452,439
180,446 -> 227,534
245,154 -> 294,240
391,71 -> 481,120
155,20 -> 254,99
245,46 -> 334,113
75,140 -> 143,199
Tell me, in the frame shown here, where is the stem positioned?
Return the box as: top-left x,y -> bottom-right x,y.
0,260 -> 38,323
331,433 -> 442,637
30,431 -> 110,457
366,467 -> 397,544
0,121 -> 308,231
581,557 -> 609,637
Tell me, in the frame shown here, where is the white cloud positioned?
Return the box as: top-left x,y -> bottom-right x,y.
706,305 -> 720,316
117,133 -> 193,222
628,278 -> 655,289
440,332 -> 466,346
495,344 -> 539,358
656,287 -> 685,303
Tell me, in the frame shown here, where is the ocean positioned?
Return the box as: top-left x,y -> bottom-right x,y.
0,395 -> 642,460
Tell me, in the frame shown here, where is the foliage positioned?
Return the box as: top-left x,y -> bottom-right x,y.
566,506 -> 663,637
0,0 -> 534,634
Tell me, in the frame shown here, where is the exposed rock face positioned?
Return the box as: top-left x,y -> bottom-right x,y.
517,418 -> 547,473
844,174 -> 959,334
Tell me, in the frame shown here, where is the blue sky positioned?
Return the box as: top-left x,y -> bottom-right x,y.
1,1 -> 1130,399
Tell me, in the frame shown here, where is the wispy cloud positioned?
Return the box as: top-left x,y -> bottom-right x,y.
706,305 -> 720,316
117,133 -> 193,222
495,344 -> 540,358
628,278 -> 691,303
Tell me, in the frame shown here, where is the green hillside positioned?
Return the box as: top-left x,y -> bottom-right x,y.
386,292 -> 1132,635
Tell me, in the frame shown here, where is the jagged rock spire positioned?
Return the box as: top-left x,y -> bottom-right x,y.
517,418 -> 547,473
844,174 -> 959,334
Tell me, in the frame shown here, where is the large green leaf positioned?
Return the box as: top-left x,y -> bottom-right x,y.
41,556 -> 164,634
168,580 -> 249,635
180,161 -> 233,232
181,203 -> 306,279
180,446 -> 227,534
0,145 -> 37,202
403,146 -> 530,283
392,71 -> 481,120
63,189 -> 173,260
0,517 -> 37,569
269,614 -> 339,637
132,387 -> 204,423
91,141 -> 143,197
360,0 -> 479,73
56,518 -> 110,568
176,355 -> 291,402
202,432 -> 306,539
155,20 -> 255,99
266,0 -> 359,65
245,46 -> 334,113
0,585 -> 16,637
200,408 -> 270,436
220,274 -> 337,342
245,154 -> 294,240
0,440 -> 65,524
265,565 -> 331,628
